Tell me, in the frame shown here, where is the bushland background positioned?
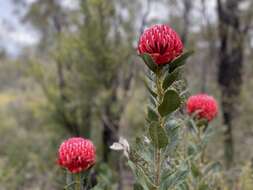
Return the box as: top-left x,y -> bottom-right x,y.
0,0 -> 253,189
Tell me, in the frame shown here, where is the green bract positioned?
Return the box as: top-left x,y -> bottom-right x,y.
169,50 -> 194,73
140,53 -> 158,72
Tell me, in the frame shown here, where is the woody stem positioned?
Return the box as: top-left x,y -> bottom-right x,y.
154,68 -> 164,189
75,173 -> 81,190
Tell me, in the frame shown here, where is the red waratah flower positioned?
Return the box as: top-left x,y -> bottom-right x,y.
187,94 -> 218,122
57,137 -> 96,173
138,24 -> 183,65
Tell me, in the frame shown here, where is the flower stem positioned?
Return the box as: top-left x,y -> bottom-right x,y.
156,68 -> 164,105
154,68 -> 164,189
75,173 -> 81,190
195,126 -> 206,165
155,148 -> 161,188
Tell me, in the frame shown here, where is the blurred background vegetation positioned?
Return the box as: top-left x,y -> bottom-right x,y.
0,0 -> 253,189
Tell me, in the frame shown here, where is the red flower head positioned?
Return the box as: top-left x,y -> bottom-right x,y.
57,137 -> 96,173
187,94 -> 218,122
138,24 -> 183,65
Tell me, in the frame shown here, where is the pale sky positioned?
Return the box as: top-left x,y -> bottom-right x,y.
0,0 -> 39,56
0,0 -> 218,56
0,0 -> 78,56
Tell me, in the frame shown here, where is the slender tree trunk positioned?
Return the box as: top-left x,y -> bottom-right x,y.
217,0 -> 245,168
102,120 -> 118,162
53,14 -> 81,136
102,87 -> 119,162
200,0 -> 216,93
139,0 -> 152,34
181,0 -> 192,45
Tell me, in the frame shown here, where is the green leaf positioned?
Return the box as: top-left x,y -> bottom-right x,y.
196,118 -> 208,128
165,120 -> 180,141
161,169 -> 175,181
163,66 -> 182,90
140,53 -> 157,72
91,186 -> 103,190
147,106 -> 159,122
134,183 -> 144,190
149,96 -> 157,107
165,120 -> 180,153
158,89 -> 181,117
161,168 -> 188,189
127,161 -> 150,190
187,143 -> 198,156
143,79 -> 157,98
169,50 -> 194,73
178,182 -> 190,190
203,162 -> 222,175
149,121 -> 168,148
166,119 -> 181,130
191,163 -> 202,178
188,119 -> 198,134
198,183 -> 209,190
146,71 -> 156,82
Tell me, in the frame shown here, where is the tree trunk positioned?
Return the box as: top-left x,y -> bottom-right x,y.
217,0 -> 244,168
181,0 -> 192,44
200,0 -> 216,93
102,87 -> 119,162
53,14 -> 81,136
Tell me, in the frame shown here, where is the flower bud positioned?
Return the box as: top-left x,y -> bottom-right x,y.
57,137 -> 96,173
138,24 -> 183,65
187,94 -> 218,122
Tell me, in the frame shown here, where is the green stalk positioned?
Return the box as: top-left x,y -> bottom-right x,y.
75,173 -> 81,190
198,126 -> 207,164
154,68 -> 164,189
155,148 -> 161,188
